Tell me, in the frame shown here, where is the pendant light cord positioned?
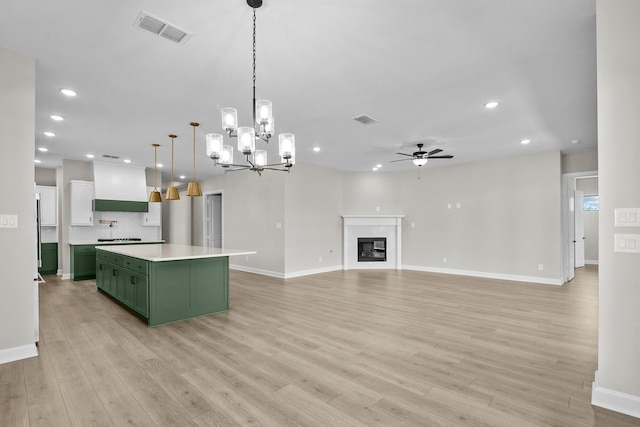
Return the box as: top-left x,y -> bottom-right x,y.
192,124 -> 196,180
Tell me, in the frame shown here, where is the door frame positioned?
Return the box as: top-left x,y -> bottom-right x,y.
202,190 -> 224,248
561,171 -> 597,283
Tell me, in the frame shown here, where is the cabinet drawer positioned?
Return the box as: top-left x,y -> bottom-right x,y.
74,245 -> 96,253
123,257 -> 148,275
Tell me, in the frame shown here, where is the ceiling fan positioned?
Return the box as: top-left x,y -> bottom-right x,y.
391,143 -> 454,166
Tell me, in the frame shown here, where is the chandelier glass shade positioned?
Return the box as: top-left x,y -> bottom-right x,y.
412,157 -> 428,167
207,0 -> 295,176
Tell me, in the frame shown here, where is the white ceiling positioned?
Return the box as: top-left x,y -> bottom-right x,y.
0,0 -> 597,179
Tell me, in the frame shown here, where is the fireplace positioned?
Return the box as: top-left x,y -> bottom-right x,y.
342,215 -> 404,270
358,237 -> 387,262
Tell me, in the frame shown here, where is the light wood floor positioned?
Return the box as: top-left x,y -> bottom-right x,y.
2,266 -> 640,426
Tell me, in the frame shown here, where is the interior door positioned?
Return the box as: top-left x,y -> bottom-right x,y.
574,190 -> 585,268
205,193 -> 222,248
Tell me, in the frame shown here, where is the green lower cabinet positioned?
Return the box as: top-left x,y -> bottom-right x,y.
148,257 -> 228,327
39,243 -> 58,275
71,244 -> 97,280
127,271 -> 149,317
96,249 -> 228,327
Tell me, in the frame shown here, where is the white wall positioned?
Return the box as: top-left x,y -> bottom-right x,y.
162,187 -> 192,245
193,171 -> 286,276
343,151 -> 563,283
284,163 -> 343,275
593,0 -> 640,417
0,47 -> 37,363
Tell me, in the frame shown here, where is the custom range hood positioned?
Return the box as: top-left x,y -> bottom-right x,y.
92,161 -> 149,212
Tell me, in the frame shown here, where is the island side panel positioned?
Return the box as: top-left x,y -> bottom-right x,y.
148,256 -> 229,327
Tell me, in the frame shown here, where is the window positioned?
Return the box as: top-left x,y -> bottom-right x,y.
584,195 -> 599,211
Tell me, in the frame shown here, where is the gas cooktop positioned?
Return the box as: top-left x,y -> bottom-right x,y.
97,238 -> 143,242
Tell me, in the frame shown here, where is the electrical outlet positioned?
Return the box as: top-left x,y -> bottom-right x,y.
319,256 -> 322,262
276,222 -> 282,229
411,222 -> 415,228
376,206 -> 380,212
442,257 -> 447,263
456,203 -> 461,209
538,264 -> 544,271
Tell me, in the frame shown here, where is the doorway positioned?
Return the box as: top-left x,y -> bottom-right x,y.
204,192 -> 223,248
562,172 -> 598,282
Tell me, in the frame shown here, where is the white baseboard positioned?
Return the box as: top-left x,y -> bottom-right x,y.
585,260 -> 599,265
230,264 -> 284,279
61,273 -> 71,280
229,264 -> 343,280
283,265 -> 343,279
0,344 -> 38,365
403,265 -> 563,286
592,372 -> 640,419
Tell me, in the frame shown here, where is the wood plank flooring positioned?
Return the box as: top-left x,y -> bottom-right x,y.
2,266 -> 640,426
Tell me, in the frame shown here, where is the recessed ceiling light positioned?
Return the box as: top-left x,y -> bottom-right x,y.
572,139 -> 581,144
372,167 -> 378,171
484,101 -> 499,109
313,147 -> 320,152
376,164 -> 382,168
156,163 -> 163,168
179,175 -> 186,179
50,115 -> 64,121
123,159 -> 132,164
60,89 -> 77,97
38,147 -> 48,152
520,139 -> 531,145
44,131 -> 56,137
86,154 -> 95,159
34,159 -> 42,164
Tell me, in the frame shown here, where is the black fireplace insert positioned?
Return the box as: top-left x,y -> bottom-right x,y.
358,237 -> 387,262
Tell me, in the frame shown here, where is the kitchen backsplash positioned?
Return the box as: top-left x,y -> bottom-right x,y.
69,211 -> 161,242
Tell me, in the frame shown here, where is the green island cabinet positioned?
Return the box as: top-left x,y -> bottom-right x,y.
39,242 -> 58,275
70,242 -> 162,281
96,244 -> 255,327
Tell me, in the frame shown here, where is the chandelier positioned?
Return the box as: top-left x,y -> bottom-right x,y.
205,0 -> 295,176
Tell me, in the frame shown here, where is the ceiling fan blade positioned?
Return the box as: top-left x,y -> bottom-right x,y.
427,148 -> 443,155
390,158 -> 414,163
395,153 -> 414,157
427,155 -> 454,159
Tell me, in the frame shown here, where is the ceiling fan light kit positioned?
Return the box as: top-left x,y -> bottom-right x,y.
391,143 -> 454,167
205,0 -> 296,176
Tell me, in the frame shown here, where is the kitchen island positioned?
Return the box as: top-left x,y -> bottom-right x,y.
96,244 -> 256,327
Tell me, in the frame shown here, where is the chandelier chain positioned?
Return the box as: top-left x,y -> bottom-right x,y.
252,7 -> 257,125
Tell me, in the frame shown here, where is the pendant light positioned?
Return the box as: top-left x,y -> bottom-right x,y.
149,143 -> 162,202
186,122 -> 202,197
165,134 -> 180,200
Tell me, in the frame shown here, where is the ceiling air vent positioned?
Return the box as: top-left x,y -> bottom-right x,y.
102,154 -> 120,159
352,114 -> 378,125
134,11 -> 192,45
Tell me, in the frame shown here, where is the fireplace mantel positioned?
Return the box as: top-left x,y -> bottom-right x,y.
342,215 -> 405,270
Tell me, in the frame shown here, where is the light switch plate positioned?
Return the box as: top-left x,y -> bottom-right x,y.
0,214 -> 18,228
614,208 -> 640,227
614,234 -> 640,253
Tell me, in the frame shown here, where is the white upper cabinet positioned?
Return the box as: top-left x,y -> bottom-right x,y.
36,185 -> 57,226
70,180 -> 94,226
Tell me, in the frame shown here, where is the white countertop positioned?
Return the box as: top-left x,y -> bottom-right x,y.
69,240 -> 165,246
96,243 -> 256,262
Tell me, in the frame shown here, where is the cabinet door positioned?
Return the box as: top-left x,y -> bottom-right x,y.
73,246 -> 97,281
123,271 -> 136,309
36,186 -> 57,226
70,181 -> 94,226
39,243 -> 58,275
113,268 -> 125,301
132,272 -> 149,317
143,187 -> 162,226
96,260 -> 108,291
